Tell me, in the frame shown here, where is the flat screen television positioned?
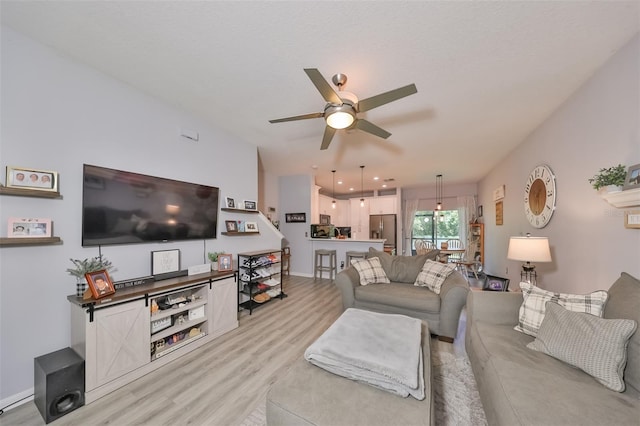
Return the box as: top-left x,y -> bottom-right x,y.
82,164 -> 219,246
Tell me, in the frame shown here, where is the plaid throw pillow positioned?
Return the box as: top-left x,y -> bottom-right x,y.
414,260 -> 456,294
528,302 -> 637,392
351,257 -> 390,286
515,282 -> 608,337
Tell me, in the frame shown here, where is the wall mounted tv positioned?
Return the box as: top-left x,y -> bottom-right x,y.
82,164 -> 219,246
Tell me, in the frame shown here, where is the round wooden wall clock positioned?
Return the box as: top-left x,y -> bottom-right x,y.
524,164 -> 556,228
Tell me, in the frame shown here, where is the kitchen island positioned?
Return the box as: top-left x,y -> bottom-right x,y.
309,238 -> 385,277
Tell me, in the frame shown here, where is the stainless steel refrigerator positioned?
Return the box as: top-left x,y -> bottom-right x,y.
370,214 -> 397,253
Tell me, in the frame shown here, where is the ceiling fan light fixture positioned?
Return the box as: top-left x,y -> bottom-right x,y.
325,105 -> 355,129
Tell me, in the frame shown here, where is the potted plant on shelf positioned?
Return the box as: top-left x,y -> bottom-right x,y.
588,164 -> 627,193
208,251 -> 225,271
67,255 -> 116,297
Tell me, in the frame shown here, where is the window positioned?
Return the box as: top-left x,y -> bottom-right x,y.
411,210 -> 460,254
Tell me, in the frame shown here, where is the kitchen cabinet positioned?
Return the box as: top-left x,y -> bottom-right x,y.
369,196 -> 397,214
350,198 -> 370,239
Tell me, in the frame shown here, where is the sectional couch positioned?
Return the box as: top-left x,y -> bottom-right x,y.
465,272 -> 640,425
335,248 -> 469,342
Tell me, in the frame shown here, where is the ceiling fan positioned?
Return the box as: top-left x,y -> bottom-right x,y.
269,68 -> 417,150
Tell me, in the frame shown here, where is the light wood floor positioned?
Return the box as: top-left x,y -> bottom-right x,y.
1,274 -> 471,425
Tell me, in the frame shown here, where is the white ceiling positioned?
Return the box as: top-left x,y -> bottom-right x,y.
2,1 -> 638,195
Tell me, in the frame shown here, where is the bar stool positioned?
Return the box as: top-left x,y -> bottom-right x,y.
345,251 -> 367,267
282,247 -> 291,275
314,249 -> 337,281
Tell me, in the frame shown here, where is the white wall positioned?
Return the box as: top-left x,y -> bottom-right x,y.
478,34 -> 640,293
278,175 -> 314,275
0,27 -> 279,404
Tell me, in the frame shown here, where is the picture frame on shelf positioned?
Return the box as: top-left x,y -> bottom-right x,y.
245,221 -> 258,232
483,274 -> 510,292
218,254 -> 233,271
151,249 -> 181,276
225,197 -> 236,208
243,200 -> 257,210
6,166 -> 58,192
85,269 -> 116,299
623,163 -> 640,190
285,212 -> 306,223
236,221 -> 245,232
7,217 -> 52,238
225,220 -> 238,232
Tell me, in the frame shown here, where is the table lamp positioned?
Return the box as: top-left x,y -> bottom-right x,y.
507,234 -> 551,284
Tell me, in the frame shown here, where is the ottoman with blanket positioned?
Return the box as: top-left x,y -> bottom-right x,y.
335,247 -> 469,342
266,308 -> 434,426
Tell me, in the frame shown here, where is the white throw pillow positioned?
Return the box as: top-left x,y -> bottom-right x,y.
414,260 -> 456,294
351,257 -> 390,286
515,282 -> 608,337
528,302 -> 637,392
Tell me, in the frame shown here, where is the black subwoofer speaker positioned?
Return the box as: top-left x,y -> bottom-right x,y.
34,347 -> 85,424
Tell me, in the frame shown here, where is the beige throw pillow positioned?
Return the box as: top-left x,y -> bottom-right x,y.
351,257 -> 390,286
515,282 -> 608,337
414,260 -> 456,294
528,302 -> 637,392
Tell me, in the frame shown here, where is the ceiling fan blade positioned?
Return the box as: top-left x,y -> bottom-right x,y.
357,83 -> 417,112
320,126 -> 336,150
354,119 -> 392,139
304,68 -> 342,105
269,112 -> 324,123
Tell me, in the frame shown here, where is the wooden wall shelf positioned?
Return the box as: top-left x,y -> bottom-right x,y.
0,236 -> 62,246
221,208 -> 258,214
0,186 -> 61,198
221,232 -> 260,236
600,187 -> 640,208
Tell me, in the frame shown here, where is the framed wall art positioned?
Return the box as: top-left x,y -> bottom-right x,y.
6,166 -> 58,192
225,197 -> 236,208
7,217 -> 52,238
285,212 -> 306,223
243,200 -> 257,210
151,249 -> 181,276
623,163 -> 640,190
495,201 -> 503,226
218,254 -> 233,272
225,220 -> 238,232
86,269 -> 116,299
245,221 -> 258,232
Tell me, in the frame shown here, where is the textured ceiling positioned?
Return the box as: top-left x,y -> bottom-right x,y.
2,1 -> 638,195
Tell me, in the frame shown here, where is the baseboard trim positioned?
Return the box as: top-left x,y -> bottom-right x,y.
0,388 -> 33,412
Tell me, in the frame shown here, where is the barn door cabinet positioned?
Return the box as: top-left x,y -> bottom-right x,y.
69,271 -> 237,404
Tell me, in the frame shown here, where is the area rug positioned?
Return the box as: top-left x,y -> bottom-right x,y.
241,342 -> 487,426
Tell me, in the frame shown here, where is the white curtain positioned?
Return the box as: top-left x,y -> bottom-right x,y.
457,196 -> 477,260
403,199 -> 419,255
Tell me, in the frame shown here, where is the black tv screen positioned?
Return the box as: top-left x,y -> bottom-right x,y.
82,164 -> 219,246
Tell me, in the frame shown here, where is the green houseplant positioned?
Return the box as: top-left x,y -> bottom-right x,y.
67,255 -> 116,296
208,251 -> 225,271
588,164 -> 627,191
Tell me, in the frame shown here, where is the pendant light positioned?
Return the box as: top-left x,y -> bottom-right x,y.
360,165 -> 365,207
436,174 -> 444,222
331,170 -> 336,209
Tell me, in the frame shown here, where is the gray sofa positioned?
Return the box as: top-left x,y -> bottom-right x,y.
465,272 -> 640,425
335,248 -> 469,342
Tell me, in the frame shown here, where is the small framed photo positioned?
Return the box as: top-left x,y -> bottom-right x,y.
483,274 -> 510,292
623,163 -> 640,190
225,220 -> 238,232
6,166 -> 58,192
285,212 -> 306,223
7,217 -> 52,238
624,210 -> 640,229
236,221 -> 245,232
151,249 -> 181,276
218,254 -> 233,272
243,200 -> 257,211
86,270 -> 115,299
225,197 -> 236,208
245,221 -> 259,233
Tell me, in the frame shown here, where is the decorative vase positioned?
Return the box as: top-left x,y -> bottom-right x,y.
76,279 -> 88,297
211,262 -> 219,271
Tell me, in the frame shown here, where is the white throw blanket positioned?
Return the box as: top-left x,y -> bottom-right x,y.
304,308 -> 425,400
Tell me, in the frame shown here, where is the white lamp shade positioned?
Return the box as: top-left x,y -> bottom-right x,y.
507,236 -> 551,262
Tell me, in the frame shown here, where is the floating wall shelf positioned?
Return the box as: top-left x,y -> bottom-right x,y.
600,187 -> 640,208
